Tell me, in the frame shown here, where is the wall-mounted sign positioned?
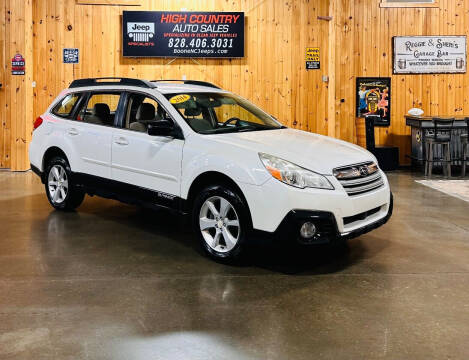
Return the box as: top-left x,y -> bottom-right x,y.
356,77 -> 391,127
393,36 -> 467,74
122,11 -> 245,58
12,54 -> 25,75
305,47 -> 320,70
63,48 -> 79,64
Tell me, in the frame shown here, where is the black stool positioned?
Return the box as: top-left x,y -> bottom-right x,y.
425,117 -> 454,178
461,117 -> 469,177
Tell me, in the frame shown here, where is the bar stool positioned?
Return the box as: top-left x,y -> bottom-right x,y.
425,117 -> 454,178
461,117 -> 469,177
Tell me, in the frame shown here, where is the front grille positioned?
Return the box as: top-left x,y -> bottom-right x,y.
343,206 -> 381,225
334,162 -> 384,196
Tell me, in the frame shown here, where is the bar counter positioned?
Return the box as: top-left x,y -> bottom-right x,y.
405,115 -> 467,167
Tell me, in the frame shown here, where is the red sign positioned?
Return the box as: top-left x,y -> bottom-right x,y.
12,54 -> 25,75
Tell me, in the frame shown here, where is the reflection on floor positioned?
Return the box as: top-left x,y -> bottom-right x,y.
416,179 -> 469,203
0,170 -> 469,359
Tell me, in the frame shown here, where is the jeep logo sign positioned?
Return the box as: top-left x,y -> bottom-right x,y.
127,22 -> 155,43
128,22 -> 154,33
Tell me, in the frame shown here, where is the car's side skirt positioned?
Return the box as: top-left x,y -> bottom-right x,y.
73,172 -> 187,214
30,164 -> 188,214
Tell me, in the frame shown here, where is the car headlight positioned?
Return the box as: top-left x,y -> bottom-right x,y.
259,153 -> 334,190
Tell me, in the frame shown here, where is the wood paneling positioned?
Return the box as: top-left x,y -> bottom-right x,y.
333,0 -> 467,164
0,0 -> 34,170
0,0 -> 7,168
32,0 -> 329,136
1,0 -> 468,169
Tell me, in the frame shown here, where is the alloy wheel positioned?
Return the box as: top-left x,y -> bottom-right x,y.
199,196 -> 240,253
47,165 -> 68,204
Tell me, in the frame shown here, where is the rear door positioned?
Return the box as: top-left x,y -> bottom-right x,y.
69,92 -> 123,179
111,92 -> 184,201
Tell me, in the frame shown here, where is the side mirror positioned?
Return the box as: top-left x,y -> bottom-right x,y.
147,120 -> 174,137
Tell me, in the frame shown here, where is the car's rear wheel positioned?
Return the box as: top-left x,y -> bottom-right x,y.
44,157 -> 85,211
193,185 -> 251,262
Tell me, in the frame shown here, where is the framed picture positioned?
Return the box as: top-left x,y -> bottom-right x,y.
356,77 -> 391,127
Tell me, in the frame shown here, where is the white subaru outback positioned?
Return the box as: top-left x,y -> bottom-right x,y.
29,78 -> 392,261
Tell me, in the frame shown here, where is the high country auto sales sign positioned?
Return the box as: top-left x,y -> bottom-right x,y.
122,11 -> 244,58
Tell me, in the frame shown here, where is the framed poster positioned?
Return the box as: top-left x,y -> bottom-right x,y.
356,77 -> 391,127
393,36 -> 467,74
122,11 -> 244,58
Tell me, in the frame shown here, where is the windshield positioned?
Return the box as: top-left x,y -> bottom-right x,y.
164,92 -> 284,134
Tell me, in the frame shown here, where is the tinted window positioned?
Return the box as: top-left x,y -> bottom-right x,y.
52,93 -> 81,118
124,93 -> 171,133
77,93 -> 122,127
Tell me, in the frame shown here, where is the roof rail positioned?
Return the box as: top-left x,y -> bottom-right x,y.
69,77 -> 156,89
151,79 -> 221,89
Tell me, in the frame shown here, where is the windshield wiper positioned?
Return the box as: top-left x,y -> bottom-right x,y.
237,125 -> 284,132
235,125 -> 259,132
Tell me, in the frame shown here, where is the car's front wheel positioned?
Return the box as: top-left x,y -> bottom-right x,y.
193,185 -> 252,262
44,156 -> 85,211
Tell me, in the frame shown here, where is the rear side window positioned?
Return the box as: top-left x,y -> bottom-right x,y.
52,93 -> 81,118
77,92 -> 122,127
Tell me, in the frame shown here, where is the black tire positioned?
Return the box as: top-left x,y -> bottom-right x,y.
192,184 -> 252,263
44,156 -> 85,211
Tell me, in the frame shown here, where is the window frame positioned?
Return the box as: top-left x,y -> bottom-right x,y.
380,0 -> 439,8
76,90 -> 126,127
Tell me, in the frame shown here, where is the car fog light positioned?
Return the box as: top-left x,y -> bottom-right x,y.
300,222 -> 317,238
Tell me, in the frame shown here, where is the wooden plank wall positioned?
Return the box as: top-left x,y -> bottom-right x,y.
0,0 -> 7,168
333,0 -> 467,164
1,0 -> 467,169
32,0 -> 330,138
0,0 -> 34,170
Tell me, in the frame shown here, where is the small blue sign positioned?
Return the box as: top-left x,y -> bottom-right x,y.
63,48 -> 79,64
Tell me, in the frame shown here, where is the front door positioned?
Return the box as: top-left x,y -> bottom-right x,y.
111,93 -> 184,203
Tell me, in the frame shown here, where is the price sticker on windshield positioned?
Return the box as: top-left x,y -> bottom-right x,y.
169,94 -> 191,104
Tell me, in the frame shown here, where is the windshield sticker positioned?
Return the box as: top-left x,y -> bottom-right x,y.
169,94 -> 191,104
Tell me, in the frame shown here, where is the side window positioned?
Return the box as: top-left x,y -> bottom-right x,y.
169,94 -> 215,132
124,93 -> 171,133
77,93 -> 122,126
52,93 -> 81,118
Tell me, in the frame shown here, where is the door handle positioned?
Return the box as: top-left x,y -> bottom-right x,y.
68,128 -> 79,136
114,137 -> 129,146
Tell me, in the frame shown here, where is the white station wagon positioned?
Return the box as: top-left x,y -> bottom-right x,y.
29,78 -> 393,261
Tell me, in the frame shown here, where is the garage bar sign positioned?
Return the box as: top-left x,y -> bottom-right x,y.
393,36 -> 467,74
122,11 -> 244,58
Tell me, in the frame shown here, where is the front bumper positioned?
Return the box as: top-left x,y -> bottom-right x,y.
240,171 -> 391,233
271,192 -> 393,244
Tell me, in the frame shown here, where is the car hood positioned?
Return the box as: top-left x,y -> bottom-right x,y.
210,128 -> 375,175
